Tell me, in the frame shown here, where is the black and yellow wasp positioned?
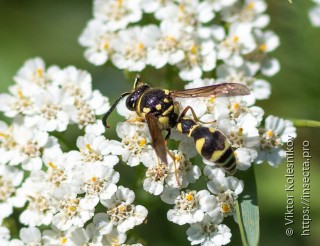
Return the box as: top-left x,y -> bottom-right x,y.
103,75 -> 250,175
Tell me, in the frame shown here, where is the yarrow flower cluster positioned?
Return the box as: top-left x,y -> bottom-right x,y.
309,0 -> 320,27
0,58 -> 146,245
0,0 -> 299,245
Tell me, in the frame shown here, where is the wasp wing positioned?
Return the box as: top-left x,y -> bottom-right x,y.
145,113 -> 168,165
170,83 -> 250,98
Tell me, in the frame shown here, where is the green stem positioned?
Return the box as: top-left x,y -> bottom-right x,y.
290,119 -> 320,128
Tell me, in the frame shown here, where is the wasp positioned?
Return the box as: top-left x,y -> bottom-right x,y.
103,75 -> 250,175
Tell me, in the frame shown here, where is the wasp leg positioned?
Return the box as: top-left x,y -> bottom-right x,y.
164,129 -> 171,144
179,106 -> 216,124
165,147 -> 181,187
127,116 -> 145,124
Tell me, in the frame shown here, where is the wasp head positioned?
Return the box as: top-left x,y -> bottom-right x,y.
125,84 -> 150,111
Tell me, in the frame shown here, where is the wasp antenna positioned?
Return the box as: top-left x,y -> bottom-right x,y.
134,74 -> 141,89
102,92 -> 131,128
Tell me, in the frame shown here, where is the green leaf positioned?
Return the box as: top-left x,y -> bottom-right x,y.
236,166 -> 260,246
290,119 -> 320,128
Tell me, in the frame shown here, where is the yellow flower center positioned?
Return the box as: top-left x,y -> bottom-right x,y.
186,194 -> 193,201
91,176 -> 97,182
247,2 -> 255,10
48,162 -> 57,169
259,44 -> 267,52
86,143 -> 93,152
60,237 -> 68,244
267,130 -> 273,137
191,44 -> 197,54
221,203 -> 230,213
37,68 -> 44,77
139,138 -> 146,147
233,36 -> 239,43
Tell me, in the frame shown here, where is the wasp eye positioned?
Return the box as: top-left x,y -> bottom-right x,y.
126,95 -> 135,110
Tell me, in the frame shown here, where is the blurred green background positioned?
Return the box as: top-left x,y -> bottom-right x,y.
0,0 -> 319,245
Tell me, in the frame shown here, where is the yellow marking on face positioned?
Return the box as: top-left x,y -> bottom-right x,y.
195,138 -> 205,154
233,35 -> 239,43
156,104 -> 162,110
143,107 -> 151,113
164,98 -> 169,103
69,206 -> 77,212
162,105 -> 173,116
158,116 -> 169,127
91,176 -> 97,182
164,89 -> 170,95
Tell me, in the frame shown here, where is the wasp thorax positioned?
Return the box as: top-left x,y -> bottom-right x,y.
125,84 -> 150,111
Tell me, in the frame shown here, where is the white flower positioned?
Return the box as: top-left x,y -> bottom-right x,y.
79,19 -> 116,66
218,23 -> 256,67
256,115 -> 296,167
24,86 -> 75,132
177,40 -> 216,81
112,25 -> 158,71
207,175 -> 244,219
309,4 -> 320,27
52,66 -> 93,101
156,0 -> 215,32
67,133 -> 120,168
216,63 -> 271,101
0,122 -> 59,170
70,224 -> 102,246
143,162 -> 169,196
17,179 -> 55,227
43,226 -> 76,246
167,190 -> 218,225
52,187 -> 94,231
0,226 -> 10,244
17,227 -> 42,245
0,85 -> 35,117
0,166 -> 24,223
187,214 -> 231,246
116,121 -> 154,167
147,21 -> 185,68
94,0 -> 143,31
100,228 -> 126,245
99,186 -> 148,233
221,0 -> 269,28
78,163 -> 119,208
166,150 -> 202,189
14,57 -> 60,90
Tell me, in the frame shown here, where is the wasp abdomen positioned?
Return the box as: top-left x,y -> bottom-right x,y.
191,126 -> 236,175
